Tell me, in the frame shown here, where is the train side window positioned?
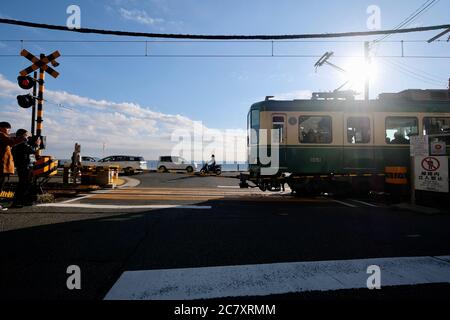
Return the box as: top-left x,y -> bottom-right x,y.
272,116 -> 285,143
385,117 -> 418,144
347,117 -> 371,144
423,117 -> 450,135
299,116 -> 332,144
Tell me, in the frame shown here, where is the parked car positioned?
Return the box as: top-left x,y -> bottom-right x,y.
81,156 -> 100,166
97,155 -> 147,175
157,156 -> 197,173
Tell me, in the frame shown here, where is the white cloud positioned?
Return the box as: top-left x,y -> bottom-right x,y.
0,74 -> 246,162
119,8 -> 164,26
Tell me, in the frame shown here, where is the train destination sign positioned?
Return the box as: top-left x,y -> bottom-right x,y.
414,156 -> 449,193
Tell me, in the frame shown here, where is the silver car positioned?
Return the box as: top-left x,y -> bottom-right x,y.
97,155 -> 147,175
157,156 -> 197,173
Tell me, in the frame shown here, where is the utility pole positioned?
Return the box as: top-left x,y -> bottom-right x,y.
364,41 -> 370,101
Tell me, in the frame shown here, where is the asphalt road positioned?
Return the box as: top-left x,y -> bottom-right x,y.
1,172 -> 450,301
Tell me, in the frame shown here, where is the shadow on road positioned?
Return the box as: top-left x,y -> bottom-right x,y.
1,199 -> 450,300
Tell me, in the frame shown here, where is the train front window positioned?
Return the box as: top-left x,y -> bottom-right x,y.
347,117 -> 371,144
385,117 -> 418,144
251,110 -> 260,129
299,116 -> 332,144
423,117 -> 450,135
249,110 -> 260,145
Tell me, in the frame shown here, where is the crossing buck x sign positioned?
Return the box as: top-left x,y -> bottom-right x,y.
19,49 -> 60,78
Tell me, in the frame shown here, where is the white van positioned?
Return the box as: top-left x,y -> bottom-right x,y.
157,156 -> 197,173
97,155 -> 147,175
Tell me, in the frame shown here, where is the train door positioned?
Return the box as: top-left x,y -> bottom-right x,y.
272,114 -> 287,167
343,114 -> 375,173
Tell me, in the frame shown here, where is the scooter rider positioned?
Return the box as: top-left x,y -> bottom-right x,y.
208,154 -> 216,170
202,154 -> 216,172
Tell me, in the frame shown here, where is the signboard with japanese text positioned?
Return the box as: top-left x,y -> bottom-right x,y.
410,135 -> 429,157
414,156 -> 448,193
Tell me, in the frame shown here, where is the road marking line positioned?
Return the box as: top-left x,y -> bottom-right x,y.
37,203 -> 212,210
96,191 -> 259,195
217,185 -> 240,188
104,255 -> 450,300
332,200 -> 357,208
91,194 -> 224,200
59,186 -> 118,203
350,199 -> 379,207
108,189 -> 259,194
119,177 -> 141,188
59,194 -> 94,204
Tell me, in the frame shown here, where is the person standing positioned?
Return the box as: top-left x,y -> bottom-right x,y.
70,143 -> 81,184
11,129 -> 40,208
0,122 -> 25,211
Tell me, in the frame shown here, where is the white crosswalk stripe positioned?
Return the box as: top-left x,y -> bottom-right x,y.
104,255 -> 450,300
350,199 -> 379,207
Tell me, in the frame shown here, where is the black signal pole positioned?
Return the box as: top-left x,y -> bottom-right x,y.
31,71 -> 37,137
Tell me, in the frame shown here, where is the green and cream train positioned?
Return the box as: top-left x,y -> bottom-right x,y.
241,89 -> 450,195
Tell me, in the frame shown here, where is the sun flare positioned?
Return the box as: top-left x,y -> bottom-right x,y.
342,60 -> 378,92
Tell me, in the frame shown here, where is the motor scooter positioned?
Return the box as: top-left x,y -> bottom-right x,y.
199,163 -> 222,176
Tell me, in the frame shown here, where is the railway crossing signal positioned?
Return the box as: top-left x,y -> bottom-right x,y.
17,75 -> 36,108
17,94 -> 35,109
18,49 -> 60,154
19,49 -> 60,79
17,75 -> 35,90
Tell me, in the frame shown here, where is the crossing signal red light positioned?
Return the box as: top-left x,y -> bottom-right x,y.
17,75 -> 35,90
17,94 -> 35,109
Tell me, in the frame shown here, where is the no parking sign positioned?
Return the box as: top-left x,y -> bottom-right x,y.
414,156 -> 448,193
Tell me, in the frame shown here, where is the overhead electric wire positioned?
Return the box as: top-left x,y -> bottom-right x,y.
381,58 -> 447,87
389,58 -> 447,82
388,61 -> 446,86
398,0 -> 439,29
0,18 -> 449,40
383,63 -> 444,87
0,39 -> 445,43
0,53 -> 449,58
374,0 -> 439,43
384,58 -> 445,85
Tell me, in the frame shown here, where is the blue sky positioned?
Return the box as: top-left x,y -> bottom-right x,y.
0,0 -> 449,160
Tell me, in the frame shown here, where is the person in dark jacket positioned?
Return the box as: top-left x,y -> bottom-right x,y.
11,129 -> 40,208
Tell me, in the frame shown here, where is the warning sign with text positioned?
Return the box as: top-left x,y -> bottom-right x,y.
414,156 -> 448,193
410,136 -> 429,157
